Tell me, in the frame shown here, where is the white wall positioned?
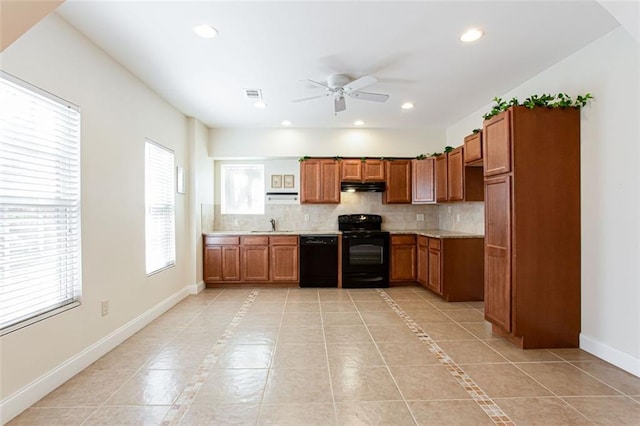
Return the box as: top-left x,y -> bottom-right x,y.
209,127 -> 446,158
446,27 -> 640,376
0,13 -> 197,417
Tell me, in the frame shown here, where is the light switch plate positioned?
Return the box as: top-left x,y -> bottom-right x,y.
416,213 -> 424,222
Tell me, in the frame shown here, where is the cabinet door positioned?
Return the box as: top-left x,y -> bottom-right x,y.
271,245 -> 299,282
483,109 -> 512,176
417,236 -> 428,286
484,175 -> 512,332
341,159 -> 362,181
300,160 -> 321,203
390,235 -> 416,281
412,159 -> 435,204
427,239 -> 442,294
320,160 -> 341,203
204,246 -> 223,281
241,245 -> 269,281
435,155 -> 447,202
362,159 -> 385,181
447,147 -> 464,201
383,160 -> 412,204
222,246 -> 241,281
464,132 -> 482,165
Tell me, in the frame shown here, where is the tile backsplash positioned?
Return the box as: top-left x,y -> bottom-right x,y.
205,193 -> 485,235
211,192 -> 439,232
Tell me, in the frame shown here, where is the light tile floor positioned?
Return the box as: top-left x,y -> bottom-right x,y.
9,286 -> 640,425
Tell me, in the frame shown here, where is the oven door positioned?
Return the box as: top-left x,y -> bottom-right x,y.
342,233 -> 389,287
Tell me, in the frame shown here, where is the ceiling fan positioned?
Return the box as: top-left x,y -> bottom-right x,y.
294,74 -> 389,114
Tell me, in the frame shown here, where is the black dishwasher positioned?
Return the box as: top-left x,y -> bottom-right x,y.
299,235 -> 339,287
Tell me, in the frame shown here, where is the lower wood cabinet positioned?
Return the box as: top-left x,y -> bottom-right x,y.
390,234 -> 416,282
204,235 -> 299,285
427,238 -> 442,294
416,236 -> 428,285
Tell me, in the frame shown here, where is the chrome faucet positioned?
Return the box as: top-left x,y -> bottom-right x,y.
270,218 -> 276,232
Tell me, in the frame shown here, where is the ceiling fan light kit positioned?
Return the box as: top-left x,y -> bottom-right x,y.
294,74 -> 390,115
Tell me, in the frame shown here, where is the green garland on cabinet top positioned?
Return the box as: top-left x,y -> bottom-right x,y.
482,93 -> 593,120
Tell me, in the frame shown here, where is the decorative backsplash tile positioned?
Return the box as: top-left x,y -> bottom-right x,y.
437,202 -> 485,235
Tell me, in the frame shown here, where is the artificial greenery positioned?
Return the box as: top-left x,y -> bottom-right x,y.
482,93 -> 593,120
298,155 -> 310,162
444,146 -> 454,153
472,128 -> 481,134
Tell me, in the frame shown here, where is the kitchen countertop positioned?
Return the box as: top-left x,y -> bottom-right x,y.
203,229 -> 482,238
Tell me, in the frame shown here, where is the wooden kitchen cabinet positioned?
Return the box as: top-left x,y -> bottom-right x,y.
435,154 -> 447,202
240,236 -> 269,281
411,158 -> 435,204
270,236 -> 299,282
204,236 -> 240,282
427,237 -> 484,302
482,106 -> 581,348
383,159 -> 412,204
300,158 -> 340,204
464,132 -> 483,165
435,147 -> 483,203
416,235 -> 428,286
204,234 -> 299,285
341,159 -> 385,182
390,234 -> 416,282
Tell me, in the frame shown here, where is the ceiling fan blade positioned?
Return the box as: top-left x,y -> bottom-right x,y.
334,96 -> 346,114
349,91 -> 389,103
343,75 -> 377,93
293,93 -> 331,103
303,79 -> 330,90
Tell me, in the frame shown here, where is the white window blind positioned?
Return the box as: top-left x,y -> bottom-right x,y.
220,164 -> 265,214
145,139 -> 175,275
0,71 -> 82,335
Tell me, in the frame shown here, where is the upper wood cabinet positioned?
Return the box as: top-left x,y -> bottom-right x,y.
447,147 -> 464,201
435,155 -> 448,202
483,110 -> 512,176
464,132 -> 483,166
383,159 -> 412,204
390,234 -> 416,282
300,159 -> 340,204
341,159 -> 385,182
435,148 -> 483,203
412,158 -> 435,204
482,106 -> 581,349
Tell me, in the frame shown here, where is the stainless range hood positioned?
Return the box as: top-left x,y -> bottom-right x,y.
340,181 -> 386,192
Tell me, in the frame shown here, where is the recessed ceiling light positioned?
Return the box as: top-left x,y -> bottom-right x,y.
193,25 -> 218,39
281,120 -> 291,126
460,28 -> 483,43
401,102 -> 415,110
253,102 -> 267,109
354,120 -> 365,126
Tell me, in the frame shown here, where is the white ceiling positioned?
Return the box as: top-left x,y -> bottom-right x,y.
56,1 -> 620,129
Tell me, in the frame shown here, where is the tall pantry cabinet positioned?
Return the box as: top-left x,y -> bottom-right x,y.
483,106 -> 581,349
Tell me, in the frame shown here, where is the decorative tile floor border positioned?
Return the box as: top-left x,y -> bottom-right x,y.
160,289 -> 261,425
377,289 -> 516,426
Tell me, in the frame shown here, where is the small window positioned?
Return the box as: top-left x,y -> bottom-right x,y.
145,139 -> 175,275
220,164 -> 265,214
0,71 -> 82,335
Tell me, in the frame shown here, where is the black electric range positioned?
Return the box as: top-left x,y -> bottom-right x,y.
338,214 -> 390,288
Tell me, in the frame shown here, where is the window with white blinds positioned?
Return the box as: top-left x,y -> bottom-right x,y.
145,139 -> 175,275
0,71 -> 82,335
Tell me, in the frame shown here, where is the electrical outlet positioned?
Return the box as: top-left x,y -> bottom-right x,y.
416,213 -> 424,222
101,300 -> 109,317
304,214 -> 310,222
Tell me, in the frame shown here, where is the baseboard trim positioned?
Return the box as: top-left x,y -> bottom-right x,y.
581,333 -> 640,378
0,286 -> 191,424
188,280 -> 205,294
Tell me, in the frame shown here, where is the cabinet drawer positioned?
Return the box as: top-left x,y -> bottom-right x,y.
428,238 -> 441,250
417,235 -> 428,247
205,236 -> 239,246
391,234 -> 416,245
270,236 -> 299,246
241,236 -> 269,245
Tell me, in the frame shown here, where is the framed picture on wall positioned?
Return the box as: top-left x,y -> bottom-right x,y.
283,174 -> 295,188
271,174 -> 282,188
